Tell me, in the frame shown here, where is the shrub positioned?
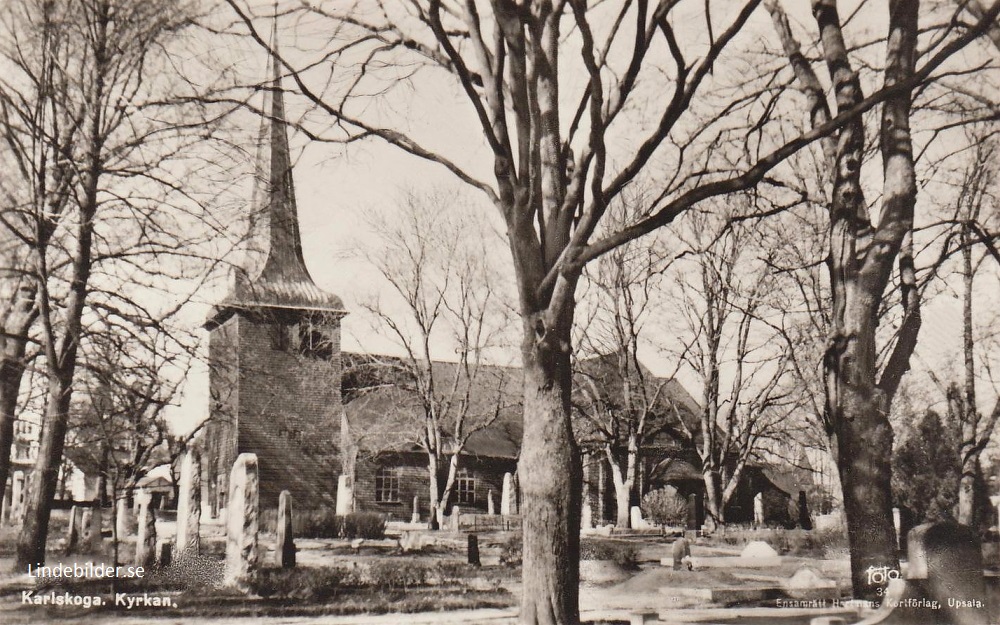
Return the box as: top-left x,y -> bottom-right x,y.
580,539 -> 639,569
259,509 -> 385,539
342,512 -> 386,539
641,486 -> 688,526
499,534 -> 522,567
252,567 -> 347,599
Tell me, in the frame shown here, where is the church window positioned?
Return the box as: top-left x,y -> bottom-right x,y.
456,469 -> 476,505
298,322 -> 333,360
375,467 -> 400,503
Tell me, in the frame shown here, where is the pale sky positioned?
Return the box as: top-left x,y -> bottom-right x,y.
162,0 -> 999,454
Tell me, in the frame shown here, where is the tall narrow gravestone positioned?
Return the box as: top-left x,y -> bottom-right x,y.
116,497 -> 131,539
224,453 -> 259,590
65,506 -> 80,554
500,472 -> 514,515
135,493 -> 156,568
277,490 -> 295,568
86,506 -> 103,550
175,449 -> 202,557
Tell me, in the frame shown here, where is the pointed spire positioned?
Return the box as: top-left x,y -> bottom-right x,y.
207,17 -> 344,327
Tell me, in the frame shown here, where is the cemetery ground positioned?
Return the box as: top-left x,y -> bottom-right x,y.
3,510 -> 997,625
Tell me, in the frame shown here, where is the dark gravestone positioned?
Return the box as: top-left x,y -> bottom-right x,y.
902,522 -> 989,625
467,533 -> 481,567
277,490 -> 295,568
798,491 -> 812,530
686,494 -> 698,530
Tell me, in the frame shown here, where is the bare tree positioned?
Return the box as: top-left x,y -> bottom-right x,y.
224,0 -> 1000,618
572,197 -> 673,529
668,208 -> 798,528
350,189 -> 516,525
4,0 -> 238,569
764,0 -> 1000,598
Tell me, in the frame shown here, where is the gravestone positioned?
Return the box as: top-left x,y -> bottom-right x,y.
335,474 -> 352,516
581,502 -> 593,530
175,449 -> 201,557
135,493 -> 157,568
905,522 -> 988,625
798,491 -> 811,530
80,508 -> 93,549
467,533 -> 481,567
86,506 -> 103,550
671,537 -> 691,570
630,506 -> 643,529
686,494 -> 698,530
65,506 -> 80,553
156,539 -> 172,567
116,497 -> 131,539
411,495 -> 420,523
500,472 -> 514,515
487,490 -> 495,515
277,490 -> 295,568
223,453 -> 259,590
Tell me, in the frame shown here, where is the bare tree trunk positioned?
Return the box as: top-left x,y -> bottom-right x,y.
0,349 -> 27,509
519,336 -> 580,625
16,372 -> 75,569
702,469 -> 724,528
608,460 -> 631,529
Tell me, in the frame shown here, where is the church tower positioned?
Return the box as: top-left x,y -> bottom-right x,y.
203,33 -> 346,511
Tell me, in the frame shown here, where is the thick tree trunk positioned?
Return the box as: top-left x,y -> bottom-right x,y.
15,372 -> 74,569
957,459 -> 978,527
830,384 -> 898,600
518,338 -> 580,625
0,352 -> 27,510
702,469 -> 724,528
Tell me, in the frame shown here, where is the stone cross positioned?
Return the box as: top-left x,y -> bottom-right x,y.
487,490 -> 495,515
277,490 -> 295,568
175,449 -> 202,557
223,453 -> 259,590
65,506 -> 80,553
500,472 -> 513,515
135,492 -> 156,568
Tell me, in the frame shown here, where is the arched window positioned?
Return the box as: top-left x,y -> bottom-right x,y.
375,467 -> 400,503
298,322 -> 333,360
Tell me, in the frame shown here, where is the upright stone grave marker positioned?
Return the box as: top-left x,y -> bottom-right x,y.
500,472 -> 513,515
116,497 -> 131,540
224,453 -> 259,590
175,449 -> 202,557
906,522 -> 988,625
487,490 -> 495,515
86,506 -> 103,550
135,492 -> 156,568
411,495 -> 420,523
277,490 -> 295,568
65,506 -> 80,553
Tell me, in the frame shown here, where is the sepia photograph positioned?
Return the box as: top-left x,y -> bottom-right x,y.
0,1 -> 998,624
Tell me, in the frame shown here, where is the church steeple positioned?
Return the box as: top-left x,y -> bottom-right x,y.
208,25 -> 344,327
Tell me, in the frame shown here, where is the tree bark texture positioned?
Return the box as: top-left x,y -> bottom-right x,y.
518,335 -> 581,625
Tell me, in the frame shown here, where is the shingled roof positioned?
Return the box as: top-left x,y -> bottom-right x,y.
341,352 -> 523,460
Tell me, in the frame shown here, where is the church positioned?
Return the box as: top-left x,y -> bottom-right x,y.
198,47 -> 810,529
